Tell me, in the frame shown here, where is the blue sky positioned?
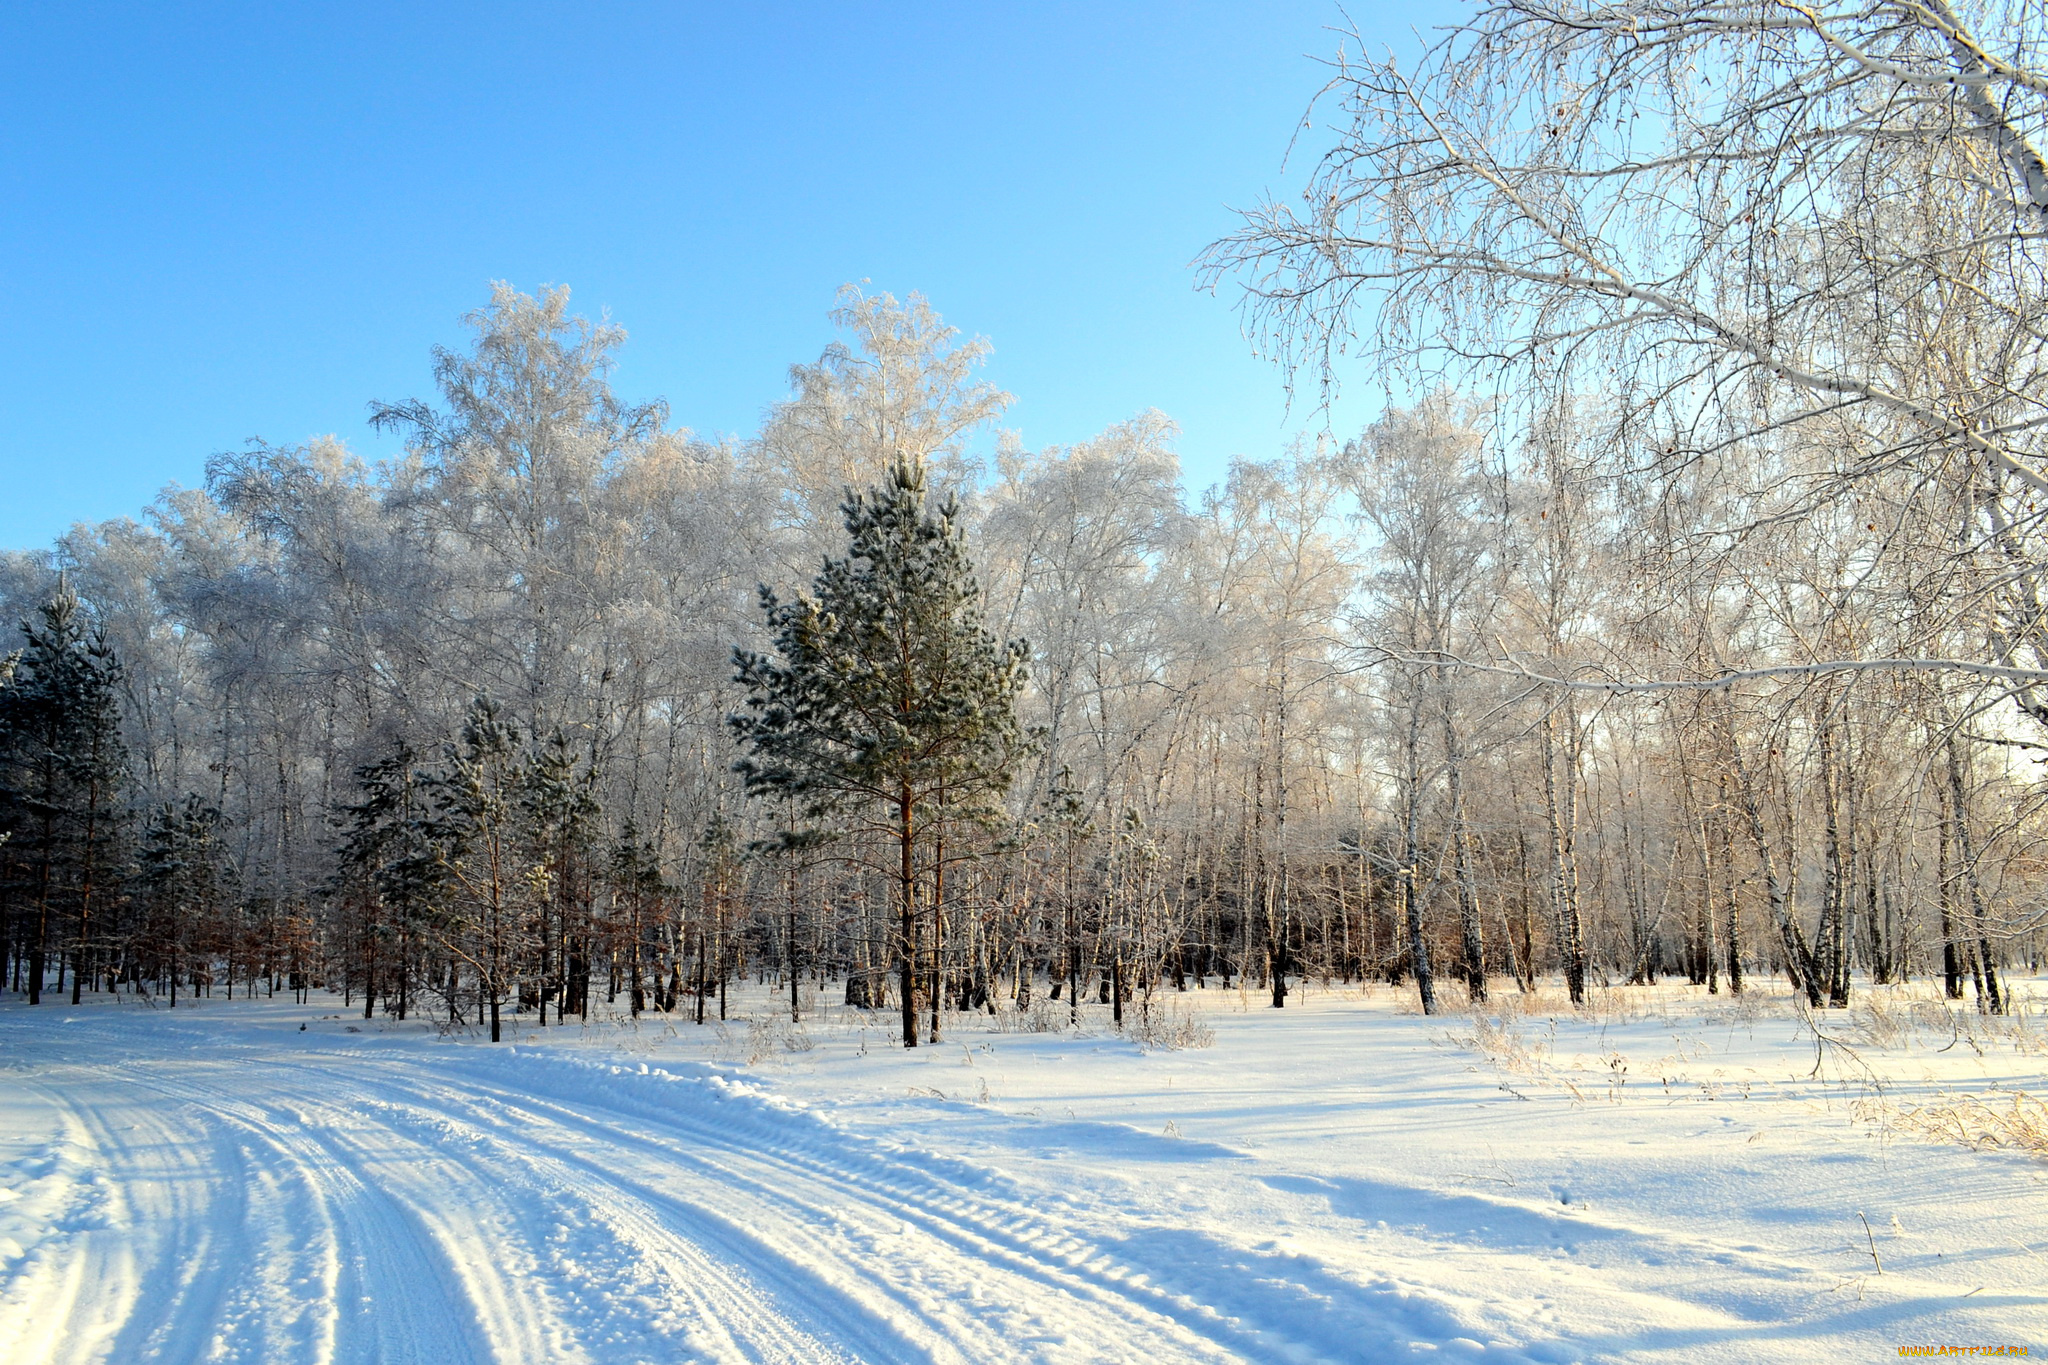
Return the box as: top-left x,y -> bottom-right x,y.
0,2 -> 1445,550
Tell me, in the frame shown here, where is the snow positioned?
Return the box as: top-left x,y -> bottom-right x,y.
2,980 -> 2042,1363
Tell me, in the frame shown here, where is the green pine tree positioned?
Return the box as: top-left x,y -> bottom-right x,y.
135,795 -> 228,1008
605,820 -> 666,1016
332,740 -> 446,1021
426,695 -> 529,1042
0,583 -> 129,1005
521,727 -> 602,1023
731,459 -> 1031,1048
1040,764 -> 1093,1025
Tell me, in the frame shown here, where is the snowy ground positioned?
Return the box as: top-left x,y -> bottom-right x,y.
1,977 -> 2042,1364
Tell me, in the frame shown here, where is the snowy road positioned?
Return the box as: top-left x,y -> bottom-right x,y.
3,991 -> 2043,1363
2,1007 -> 1465,1364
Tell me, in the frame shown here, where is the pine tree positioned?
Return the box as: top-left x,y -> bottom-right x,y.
0,583 -> 129,1005
427,695 -> 529,1042
1039,764 -> 1093,1025
522,728 -> 601,1023
732,459 -> 1030,1047
605,821 -> 665,1016
333,740 -> 446,1021
135,795 -> 229,1007
694,811 -> 742,1025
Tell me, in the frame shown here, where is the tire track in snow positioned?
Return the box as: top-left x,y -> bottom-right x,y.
333,1089 -> 916,1365
21,1071 -> 269,1365
162,1092 -> 498,1365
296,1048 -> 1392,1364
25,1063 -> 502,1365
45,1039 -> 1258,1363
101,1063 -> 846,1365
189,1050 -> 1160,1365
6,1015 -> 1519,1364
320,1092 -> 859,1364
0,1088 -> 139,1363
309,1056 -> 1233,1364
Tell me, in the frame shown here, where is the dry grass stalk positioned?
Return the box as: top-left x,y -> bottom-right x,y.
1887,1090 -> 2048,1161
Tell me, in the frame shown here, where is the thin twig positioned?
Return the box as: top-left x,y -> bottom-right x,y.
1857,1211 -> 1883,1274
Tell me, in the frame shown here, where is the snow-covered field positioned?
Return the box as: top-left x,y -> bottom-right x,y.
1,979 -> 2042,1364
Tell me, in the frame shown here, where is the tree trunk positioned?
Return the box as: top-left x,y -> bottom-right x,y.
1724,711 -> 1814,1004
1944,734 -> 2004,1014
1544,709 -> 1586,1005
1446,751 -> 1485,1004
898,787 -> 920,1048
1400,686 -> 1437,1015
1817,712 -> 1849,1008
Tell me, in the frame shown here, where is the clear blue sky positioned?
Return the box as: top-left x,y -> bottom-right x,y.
0,1 -> 1444,550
